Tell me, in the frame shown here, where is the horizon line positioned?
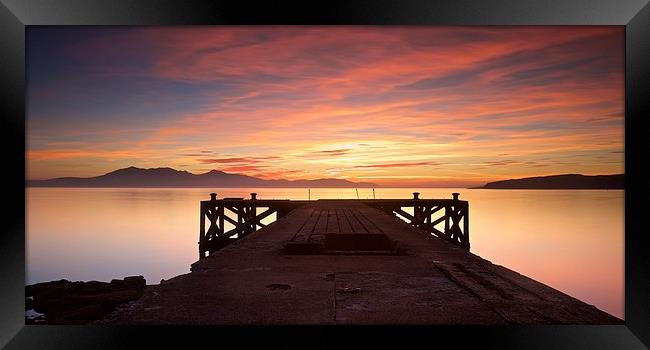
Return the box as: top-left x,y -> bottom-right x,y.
26,165 -> 624,187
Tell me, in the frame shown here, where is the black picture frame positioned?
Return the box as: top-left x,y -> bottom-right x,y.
1,0 -> 649,348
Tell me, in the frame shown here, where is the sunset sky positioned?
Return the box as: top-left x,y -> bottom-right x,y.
27,26 -> 624,187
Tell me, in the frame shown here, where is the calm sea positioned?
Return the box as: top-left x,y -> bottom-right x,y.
26,187 -> 624,319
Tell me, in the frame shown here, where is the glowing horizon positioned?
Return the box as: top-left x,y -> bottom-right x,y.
27,26 -> 624,187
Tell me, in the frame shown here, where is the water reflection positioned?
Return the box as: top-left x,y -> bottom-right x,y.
26,187 -> 623,319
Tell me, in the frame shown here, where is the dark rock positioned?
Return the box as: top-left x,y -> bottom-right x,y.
110,279 -> 125,286
25,275 -> 147,325
124,276 -> 146,289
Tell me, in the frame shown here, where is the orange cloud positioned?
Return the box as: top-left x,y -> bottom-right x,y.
354,162 -> 441,168
27,26 -> 624,184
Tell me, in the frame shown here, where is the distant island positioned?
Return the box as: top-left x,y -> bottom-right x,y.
473,174 -> 624,189
27,166 -> 379,188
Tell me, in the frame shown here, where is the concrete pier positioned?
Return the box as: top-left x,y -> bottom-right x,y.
101,199 -> 621,324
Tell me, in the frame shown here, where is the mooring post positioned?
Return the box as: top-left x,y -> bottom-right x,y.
452,192 -> 460,201
210,192 -> 217,202
412,192 -> 420,200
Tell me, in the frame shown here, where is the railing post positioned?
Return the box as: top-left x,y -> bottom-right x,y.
249,193 -> 257,232
199,193 -> 217,259
451,193 -> 469,250
444,204 -> 450,239
199,201 -> 206,259
450,193 -> 459,242
237,204 -> 243,236
464,201 -> 470,249
412,192 -> 420,227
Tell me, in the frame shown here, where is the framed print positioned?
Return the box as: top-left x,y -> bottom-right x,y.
1,0 -> 649,349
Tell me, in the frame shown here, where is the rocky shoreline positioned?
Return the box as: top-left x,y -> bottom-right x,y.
25,276 -> 147,324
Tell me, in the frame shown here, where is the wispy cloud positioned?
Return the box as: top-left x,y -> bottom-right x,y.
309,149 -> 352,157
354,162 -> 441,168
198,157 -> 261,164
26,26 -> 624,184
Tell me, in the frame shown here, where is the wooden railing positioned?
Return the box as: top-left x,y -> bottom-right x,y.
198,193 -> 307,258
198,192 -> 470,259
361,192 -> 470,250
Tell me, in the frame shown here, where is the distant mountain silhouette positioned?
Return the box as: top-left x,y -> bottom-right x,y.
473,174 -> 624,189
27,166 -> 380,188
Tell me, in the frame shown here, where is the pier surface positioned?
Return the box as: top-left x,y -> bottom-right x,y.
101,200 -> 621,324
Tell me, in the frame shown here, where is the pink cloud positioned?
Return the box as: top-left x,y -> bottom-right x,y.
27,27 -> 624,183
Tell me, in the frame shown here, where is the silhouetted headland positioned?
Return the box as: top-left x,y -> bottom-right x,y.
27,166 -> 379,188
473,174 -> 624,189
